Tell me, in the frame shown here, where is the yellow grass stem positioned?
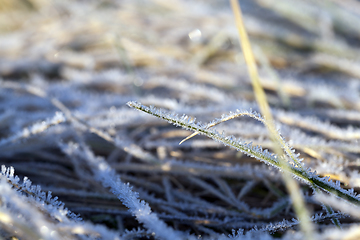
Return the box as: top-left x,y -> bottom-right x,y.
230,0 -> 316,238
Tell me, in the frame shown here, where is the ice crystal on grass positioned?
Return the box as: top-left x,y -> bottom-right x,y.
0,112 -> 65,147
0,165 -> 122,239
128,101 -> 360,207
0,165 -> 81,222
60,142 -> 184,240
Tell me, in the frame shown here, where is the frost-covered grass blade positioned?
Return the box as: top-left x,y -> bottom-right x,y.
127,101 -> 360,206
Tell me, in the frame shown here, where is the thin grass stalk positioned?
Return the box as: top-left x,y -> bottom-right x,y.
229,0 -> 304,170
229,0 -> 316,238
230,0 -> 341,228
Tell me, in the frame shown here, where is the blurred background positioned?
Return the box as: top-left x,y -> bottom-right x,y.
1,0 -> 360,110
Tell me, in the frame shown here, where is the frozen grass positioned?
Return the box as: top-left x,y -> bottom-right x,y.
1,0 -> 360,239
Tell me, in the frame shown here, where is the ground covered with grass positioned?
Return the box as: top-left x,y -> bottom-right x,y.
1,0 -> 360,239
